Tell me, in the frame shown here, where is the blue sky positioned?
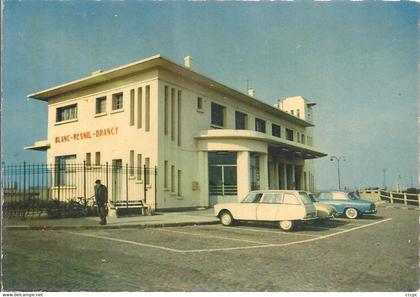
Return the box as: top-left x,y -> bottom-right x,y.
2,1 -> 418,190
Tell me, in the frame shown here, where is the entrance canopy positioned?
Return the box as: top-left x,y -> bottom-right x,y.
195,129 -> 327,159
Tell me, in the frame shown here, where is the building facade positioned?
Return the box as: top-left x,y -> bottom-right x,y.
27,55 -> 327,210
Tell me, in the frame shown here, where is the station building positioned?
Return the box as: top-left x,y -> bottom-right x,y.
26,55 -> 327,210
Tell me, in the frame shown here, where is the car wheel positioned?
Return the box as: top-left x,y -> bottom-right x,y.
279,220 -> 295,231
219,211 -> 234,226
345,208 -> 359,219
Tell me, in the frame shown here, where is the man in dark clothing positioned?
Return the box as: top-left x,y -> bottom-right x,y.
94,179 -> 108,225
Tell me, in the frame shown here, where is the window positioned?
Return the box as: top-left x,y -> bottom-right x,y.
130,89 -> 135,126
197,97 -> 203,110
301,134 -> 305,144
164,160 -> 168,188
56,104 -> 77,122
283,193 -> 300,205
145,157 -> 150,185
261,193 -> 282,204
318,192 -> 332,200
177,170 -> 182,196
242,192 -> 263,203
177,90 -> 182,146
171,165 -> 175,192
272,124 -> 281,137
250,153 -> 260,190
85,153 -> 91,166
286,128 -> 294,141
95,97 -> 106,114
299,192 -> 313,204
296,109 -> 300,118
255,118 -> 266,133
171,88 -> 175,139
235,111 -> 247,130
211,102 -> 225,127
291,110 -> 294,116
208,152 -> 237,196
145,86 -> 150,132
95,152 -> 101,166
112,93 -> 123,110
297,132 -> 300,143
54,155 -> 76,186
137,154 -> 142,180
137,87 -> 143,129
332,192 -> 348,200
164,86 -> 169,135
129,150 -> 134,176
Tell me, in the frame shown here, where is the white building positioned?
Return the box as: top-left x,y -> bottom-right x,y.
26,54 -> 327,210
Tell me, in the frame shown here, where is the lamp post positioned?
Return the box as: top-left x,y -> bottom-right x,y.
330,156 -> 345,190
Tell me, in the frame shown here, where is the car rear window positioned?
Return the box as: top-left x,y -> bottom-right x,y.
283,193 -> 301,205
299,192 -> 313,204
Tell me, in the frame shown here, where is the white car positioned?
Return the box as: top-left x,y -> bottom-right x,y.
214,190 -> 317,231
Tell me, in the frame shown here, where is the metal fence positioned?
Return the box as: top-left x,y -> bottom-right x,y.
2,162 -> 157,218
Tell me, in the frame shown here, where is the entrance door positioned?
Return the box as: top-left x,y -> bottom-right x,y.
112,159 -> 122,202
208,152 -> 238,207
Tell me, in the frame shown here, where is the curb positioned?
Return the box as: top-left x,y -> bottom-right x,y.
376,204 -> 420,211
4,220 -> 220,231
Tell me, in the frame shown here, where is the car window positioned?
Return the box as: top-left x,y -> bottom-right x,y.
282,193 -> 301,205
242,192 -> 263,203
348,192 -> 360,200
332,192 -> 348,200
319,192 -> 332,200
260,193 -> 282,204
308,194 -> 316,202
298,192 -> 313,204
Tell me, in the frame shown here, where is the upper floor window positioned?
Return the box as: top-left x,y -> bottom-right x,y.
56,104 -> 77,122
301,134 -> 305,144
96,96 -> 107,114
296,109 -> 300,118
235,111 -> 247,130
272,124 -> 281,137
112,92 -> 123,110
211,102 -> 225,127
255,118 -> 266,133
285,128 -> 294,141
197,97 -> 203,110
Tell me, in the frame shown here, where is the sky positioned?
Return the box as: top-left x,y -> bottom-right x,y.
2,1 -> 419,190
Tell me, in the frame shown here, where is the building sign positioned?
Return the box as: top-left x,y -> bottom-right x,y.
55,127 -> 119,143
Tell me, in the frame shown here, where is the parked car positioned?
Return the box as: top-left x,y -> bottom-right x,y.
306,192 -> 337,220
214,190 -> 317,231
314,191 -> 376,219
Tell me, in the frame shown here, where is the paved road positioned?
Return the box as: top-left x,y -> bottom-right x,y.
2,208 -> 418,292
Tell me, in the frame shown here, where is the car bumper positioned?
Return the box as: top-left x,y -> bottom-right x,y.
301,216 -> 318,221
362,209 -> 377,214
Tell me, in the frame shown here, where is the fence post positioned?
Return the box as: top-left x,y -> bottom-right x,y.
390,192 -> 393,204
418,194 -> 420,207
83,161 -> 87,204
23,161 -> 27,201
403,193 -> 408,207
154,166 -> 157,211
144,165 -> 147,204
106,162 -> 110,203
126,163 -> 129,212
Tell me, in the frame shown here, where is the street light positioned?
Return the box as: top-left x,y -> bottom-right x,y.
330,156 -> 345,190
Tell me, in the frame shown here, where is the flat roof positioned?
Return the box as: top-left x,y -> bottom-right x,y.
28,54 -> 314,127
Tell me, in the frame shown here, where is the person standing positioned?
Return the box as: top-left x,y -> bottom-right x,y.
94,179 -> 108,225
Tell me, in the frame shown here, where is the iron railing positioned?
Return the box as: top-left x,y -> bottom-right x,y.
1,162 -> 157,218
209,185 -> 237,196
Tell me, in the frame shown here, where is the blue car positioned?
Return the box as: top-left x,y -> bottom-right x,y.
314,191 -> 376,219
